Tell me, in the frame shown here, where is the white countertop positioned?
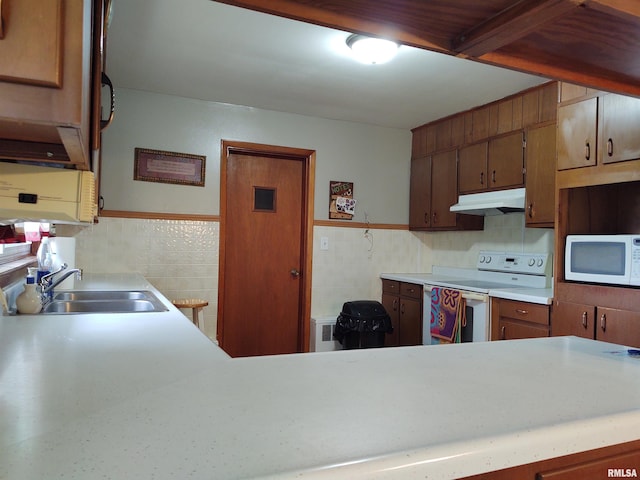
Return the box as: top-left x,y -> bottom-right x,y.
381,272 -> 553,305
2,274 -> 639,479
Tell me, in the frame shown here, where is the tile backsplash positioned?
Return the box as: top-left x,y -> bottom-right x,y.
57,214 -> 552,343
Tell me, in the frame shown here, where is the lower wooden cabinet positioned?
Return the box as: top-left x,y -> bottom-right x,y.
491,298 -> 550,341
461,440 -> 640,480
552,300 -> 640,348
381,280 -> 422,346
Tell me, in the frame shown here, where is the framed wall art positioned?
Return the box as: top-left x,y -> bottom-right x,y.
134,148 -> 206,187
329,180 -> 356,220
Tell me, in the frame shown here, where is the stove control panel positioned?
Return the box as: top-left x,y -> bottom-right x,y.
477,251 -> 552,276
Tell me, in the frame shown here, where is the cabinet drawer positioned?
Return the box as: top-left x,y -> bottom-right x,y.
382,279 -> 400,294
498,299 -> 549,326
400,282 -> 422,299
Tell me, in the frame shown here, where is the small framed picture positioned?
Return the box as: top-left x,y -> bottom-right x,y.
134,148 -> 206,187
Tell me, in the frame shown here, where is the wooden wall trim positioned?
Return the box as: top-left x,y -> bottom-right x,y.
98,210 -> 220,222
99,211 -> 408,230
314,220 -> 408,230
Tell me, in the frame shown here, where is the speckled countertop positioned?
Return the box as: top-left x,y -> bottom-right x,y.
1,274 -> 639,479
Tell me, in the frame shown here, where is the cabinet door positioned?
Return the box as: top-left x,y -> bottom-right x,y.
551,301 -> 595,339
0,0 -> 64,87
409,156 -> 432,230
430,150 -> 457,228
498,318 -> 549,340
382,293 -> 400,347
557,97 -> 598,170
525,124 -> 556,226
398,298 -> 422,346
596,307 -> 640,348
488,131 -> 524,189
458,142 -> 487,193
601,93 -> 640,165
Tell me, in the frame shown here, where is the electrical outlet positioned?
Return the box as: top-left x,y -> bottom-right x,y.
320,237 -> 329,250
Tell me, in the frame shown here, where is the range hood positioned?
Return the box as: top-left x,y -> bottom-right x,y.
0,163 -> 96,225
450,188 -> 525,216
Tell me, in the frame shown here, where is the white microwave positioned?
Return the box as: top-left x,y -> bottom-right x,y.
565,234 -> 640,286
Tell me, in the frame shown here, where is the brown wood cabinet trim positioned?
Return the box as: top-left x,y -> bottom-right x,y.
314,220 -> 408,230
99,210 -> 220,222
461,439 -> 640,480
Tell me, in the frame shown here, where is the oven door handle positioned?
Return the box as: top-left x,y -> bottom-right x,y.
424,286 -> 488,303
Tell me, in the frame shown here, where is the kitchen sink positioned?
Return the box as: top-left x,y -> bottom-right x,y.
52,290 -> 151,301
41,290 -> 169,314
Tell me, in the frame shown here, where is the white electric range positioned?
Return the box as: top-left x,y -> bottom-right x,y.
422,251 -> 552,344
382,251 -> 552,345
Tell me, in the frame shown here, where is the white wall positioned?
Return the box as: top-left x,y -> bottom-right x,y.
101,88 -> 412,224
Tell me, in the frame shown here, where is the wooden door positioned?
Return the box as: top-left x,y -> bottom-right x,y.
525,124 -> 556,226
219,143 -> 313,357
409,155 -> 432,230
487,131 -> 524,189
601,93 -> 640,164
551,300 -> 595,339
398,298 -> 422,346
557,97 -> 598,170
458,141 -> 488,193
430,149 -> 457,228
596,307 -> 640,348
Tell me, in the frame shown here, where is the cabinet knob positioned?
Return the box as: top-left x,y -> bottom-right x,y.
290,268 -> 300,277
585,141 -> 591,161
492,170 -> 496,183
600,313 -> 607,332
527,203 -> 533,219
581,311 -> 588,329
480,171 -> 484,185
516,309 -> 528,315
432,212 -> 437,225
607,138 -> 613,157
393,299 -> 398,312
424,212 -> 429,226
500,325 -> 506,340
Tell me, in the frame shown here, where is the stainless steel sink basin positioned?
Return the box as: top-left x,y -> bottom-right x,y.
53,290 -> 150,301
41,290 -> 169,314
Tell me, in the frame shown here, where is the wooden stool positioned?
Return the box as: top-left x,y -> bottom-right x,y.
172,299 -> 208,328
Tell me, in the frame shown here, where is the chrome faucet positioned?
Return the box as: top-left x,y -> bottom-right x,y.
40,263 -> 83,298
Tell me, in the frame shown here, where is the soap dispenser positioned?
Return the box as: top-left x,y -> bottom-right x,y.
16,268 -> 42,314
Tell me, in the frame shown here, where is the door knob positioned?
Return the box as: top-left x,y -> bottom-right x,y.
290,269 -> 300,277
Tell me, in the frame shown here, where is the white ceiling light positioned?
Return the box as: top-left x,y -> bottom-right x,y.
346,34 -> 399,65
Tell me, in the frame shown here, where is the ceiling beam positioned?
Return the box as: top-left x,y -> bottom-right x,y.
452,0 -> 584,57
585,0 -> 640,19
212,0 -> 448,52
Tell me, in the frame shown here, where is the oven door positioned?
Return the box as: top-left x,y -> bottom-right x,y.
423,286 -> 490,345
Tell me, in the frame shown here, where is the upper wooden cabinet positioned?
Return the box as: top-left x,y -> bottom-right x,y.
487,131 -> 524,190
557,97 -> 598,171
557,91 -> 640,174
600,93 -> 640,165
0,0 -> 99,169
524,124 -> 556,227
459,131 -> 524,194
409,151 -> 483,232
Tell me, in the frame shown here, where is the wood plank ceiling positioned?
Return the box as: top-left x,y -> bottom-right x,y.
214,0 -> 640,97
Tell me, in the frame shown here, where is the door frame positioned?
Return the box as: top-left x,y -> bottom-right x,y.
217,140 -> 316,353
